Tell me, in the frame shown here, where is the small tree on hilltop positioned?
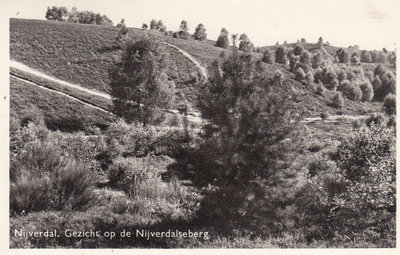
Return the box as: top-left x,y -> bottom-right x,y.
317,36 -> 323,48
360,50 -> 372,63
216,28 -> 229,48
262,49 -> 275,64
178,20 -> 189,39
336,48 -> 350,64
142,23 -> 148,30
116,19 -> 128,41
193,23 -> 207,41
150,19 -> 158,29
109,37 -> 175,125
275,46 -> 287,64
238,33 -> 254,52
45,6 -> 68,21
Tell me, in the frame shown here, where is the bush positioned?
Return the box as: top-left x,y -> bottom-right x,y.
359,81 -> 374,102
107,156 -> 160,191
193,23 -> 207,41
275,46 -> 287,64
261,49 -> 275,64
216,28 -> 229,48
109,37 -> 175,125
383,93 -> 396,115
10,142 -> 95,215
332,92 -> 344,109
295,67 -> 306,82
336,122 -> 394,182
330,123 -> 395,246
342,82 -> 362,101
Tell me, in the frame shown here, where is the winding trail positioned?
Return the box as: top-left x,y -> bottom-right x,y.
10,59 -> 203,123
10,74 -> 114,115
321,47 -> 335,61
10,60 -> 111,100
164,43 -> 208,79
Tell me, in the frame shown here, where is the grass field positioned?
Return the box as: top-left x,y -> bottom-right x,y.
10,76 -> 115,131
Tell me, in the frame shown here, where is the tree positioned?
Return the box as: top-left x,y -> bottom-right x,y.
336,48 -> 350,63
351,53 -> 360,65
45,6 -> 68,21
216,28 -> 229,48
67,7 -> 79,23
360,50 -> 371,63
150,19 -> 158,29
109,37 -> 175,125
293,44 -> 304,56
262,49 -> 275,64
179,46 -> 301,231
238,33 -> 254,52
193,23 -> 207,41
142,23 -> 148,30
384,94 -> 396,115
275,46 -> 287,64
156,20 -> 166,32
333,92 -> 344,109
116,19 -> 128,41
317,36 -> 323,48
312,52 -> 322,68
178,20 -> 189,39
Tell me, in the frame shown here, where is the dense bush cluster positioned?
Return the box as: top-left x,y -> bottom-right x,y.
45,6 -> 112,26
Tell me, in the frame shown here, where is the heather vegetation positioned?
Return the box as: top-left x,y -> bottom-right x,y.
9,16 -> 396,248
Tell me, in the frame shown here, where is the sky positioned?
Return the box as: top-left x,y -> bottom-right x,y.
1,0 -> 399,50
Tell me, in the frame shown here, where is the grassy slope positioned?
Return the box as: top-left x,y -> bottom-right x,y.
10,19 -> 200,96
10,18 -> 385,119
10,76 -> 115,131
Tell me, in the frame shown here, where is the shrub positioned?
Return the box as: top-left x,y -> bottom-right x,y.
383,93 -> 396,115
193,23 -> 207,41
107,156 -> 158,191
273,70 -> 284,86
311,52 -> 322,68
332,92 -> 344,109
342,82 -> 362,101
109,37 -> 175,125
216,28 -> 229,48
360,50 -> 371,63
375,71 -> 396,101
295,67 -> 306,82
330,123 -> 395,245
103,119 -> 185,162
336,48 -> 350,63
275,46 -> 287,64
359,81 -> 374,102
336,122 -> 394,182
262,49 -> 275,64
10,142 -> 95,215
178,20 -> 189,39
238,33 -> 254,52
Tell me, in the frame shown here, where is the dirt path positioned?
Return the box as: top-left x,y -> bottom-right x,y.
10,74 -> 114,115
321,47 -> 335,60
302,114 -> 367,123
10,60 -> 111,100
164,43 -> 208,79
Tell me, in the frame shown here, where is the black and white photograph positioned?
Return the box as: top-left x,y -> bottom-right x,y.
1,0 -> 398,251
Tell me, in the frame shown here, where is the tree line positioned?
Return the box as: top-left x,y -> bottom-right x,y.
45,6 -> 113,26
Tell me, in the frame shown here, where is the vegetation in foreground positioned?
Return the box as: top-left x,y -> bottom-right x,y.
10,32 -> 396,248
9,13 -> 396,248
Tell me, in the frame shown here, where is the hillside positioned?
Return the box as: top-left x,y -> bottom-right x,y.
10,18 -> 386,126
9,17 -> 396,249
